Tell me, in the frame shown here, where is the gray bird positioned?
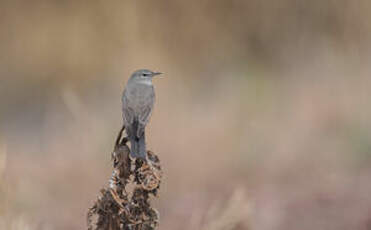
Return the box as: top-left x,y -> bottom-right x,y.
122,69 -> 162,159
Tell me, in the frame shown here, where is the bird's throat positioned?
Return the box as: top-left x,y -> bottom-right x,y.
137,79 -> 153,86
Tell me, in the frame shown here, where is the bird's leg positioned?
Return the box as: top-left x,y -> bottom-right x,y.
119,128 -> 129,146
121,136 -> 129,145
115,124 -> 126,148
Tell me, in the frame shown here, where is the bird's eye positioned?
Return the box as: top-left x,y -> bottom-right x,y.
142,73 -> 148,77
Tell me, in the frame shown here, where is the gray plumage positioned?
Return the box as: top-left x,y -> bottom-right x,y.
122,69 -> 162,159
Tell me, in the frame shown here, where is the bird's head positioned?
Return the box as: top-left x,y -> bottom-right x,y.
131,69 -> 163,81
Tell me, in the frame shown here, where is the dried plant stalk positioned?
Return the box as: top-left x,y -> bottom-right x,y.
88,126 -> 162,230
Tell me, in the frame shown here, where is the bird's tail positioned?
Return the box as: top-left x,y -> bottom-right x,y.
129,135 -> 147,160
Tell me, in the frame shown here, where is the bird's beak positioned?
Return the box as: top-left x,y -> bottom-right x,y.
152,72 -> 163,77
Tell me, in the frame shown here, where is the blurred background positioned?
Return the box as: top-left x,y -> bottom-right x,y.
1,0 -> 371,229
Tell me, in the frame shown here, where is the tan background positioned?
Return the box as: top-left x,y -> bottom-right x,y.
1,1 -> 371,229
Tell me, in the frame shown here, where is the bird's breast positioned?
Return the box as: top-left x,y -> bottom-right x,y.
125,83 -> 155,108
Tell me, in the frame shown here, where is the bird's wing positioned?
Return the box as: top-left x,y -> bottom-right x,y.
122,92 -> 135,125
137,105 -> 152,138
137,91 -> 155,138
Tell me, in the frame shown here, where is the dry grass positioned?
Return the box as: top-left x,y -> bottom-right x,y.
201,189 -> 250,230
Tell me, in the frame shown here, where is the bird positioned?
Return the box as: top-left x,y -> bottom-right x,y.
122,69 -> 162,160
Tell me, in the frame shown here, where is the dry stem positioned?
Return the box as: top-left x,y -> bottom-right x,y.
87,126 -> 162,230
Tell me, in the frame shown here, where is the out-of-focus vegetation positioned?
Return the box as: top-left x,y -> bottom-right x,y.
1,0 -> 371,229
